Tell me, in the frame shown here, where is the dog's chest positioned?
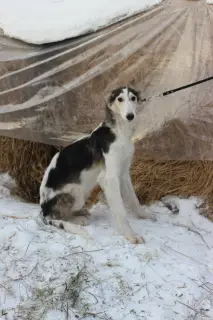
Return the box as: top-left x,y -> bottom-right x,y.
111,136 -> 134,160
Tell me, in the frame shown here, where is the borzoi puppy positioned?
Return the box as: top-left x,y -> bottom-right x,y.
39,87 -> 155,244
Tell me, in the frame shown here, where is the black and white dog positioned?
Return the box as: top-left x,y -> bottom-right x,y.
40,87 -> 155,244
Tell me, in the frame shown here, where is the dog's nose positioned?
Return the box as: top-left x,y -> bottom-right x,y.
126,113 -> 134,121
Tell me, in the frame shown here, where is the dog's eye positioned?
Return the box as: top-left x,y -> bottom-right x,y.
131,96 -> 136,101
118,97 -> 123,102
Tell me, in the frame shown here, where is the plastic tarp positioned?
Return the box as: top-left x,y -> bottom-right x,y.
0,0 -> 213,160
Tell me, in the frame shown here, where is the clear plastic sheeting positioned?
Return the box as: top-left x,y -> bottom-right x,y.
0,0 -> 213,160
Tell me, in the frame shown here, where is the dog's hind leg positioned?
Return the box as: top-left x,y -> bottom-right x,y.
64,207 -> 90,226
65,185 -> 91,226
42,190 -> 91,237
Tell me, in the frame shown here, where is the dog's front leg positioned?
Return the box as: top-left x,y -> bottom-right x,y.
98,167 -> 144,244
121,172 -> 156,221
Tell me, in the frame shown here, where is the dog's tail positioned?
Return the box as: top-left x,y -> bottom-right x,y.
40,198 -> 90,238
46,217 -> 90,237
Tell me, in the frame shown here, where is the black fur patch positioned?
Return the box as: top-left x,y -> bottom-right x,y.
108,86 -> 140,104
128,87 -> 140,101
41,197 -> 58,217
59,222 -> 64,229
91,124 -> 116,154
45,123 -> 116,190
108,87 -> 126,104
104,106 -> 115,126
49,220 -> 52,225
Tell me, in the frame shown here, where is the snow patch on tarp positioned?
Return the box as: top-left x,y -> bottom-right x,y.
0,0 -> 161,44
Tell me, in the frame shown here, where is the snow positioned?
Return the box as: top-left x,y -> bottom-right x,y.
0,173 -> 213,320
0,0 -> 162,45
207,0 -> 213,4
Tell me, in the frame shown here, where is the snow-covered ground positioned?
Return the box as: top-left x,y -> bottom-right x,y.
0,0 -> 162,44
0,172 -> 213,320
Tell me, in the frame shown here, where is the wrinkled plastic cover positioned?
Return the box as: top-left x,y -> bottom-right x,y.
0,0 -> 213,160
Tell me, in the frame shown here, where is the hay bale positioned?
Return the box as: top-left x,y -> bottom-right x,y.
0,136 -> 59,202
131,158 -> 213,203
131,157 -> 213,221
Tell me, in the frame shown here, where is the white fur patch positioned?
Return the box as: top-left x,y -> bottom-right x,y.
80,166 -> 102,199
39,152 -> 59,204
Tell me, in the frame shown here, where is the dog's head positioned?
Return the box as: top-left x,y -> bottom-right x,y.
107,87 -> 140,122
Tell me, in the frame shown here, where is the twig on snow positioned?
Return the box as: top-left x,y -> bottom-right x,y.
149,265 -> 168,283
0,283 -> 10,293
79,311 -> 111,320
10,240 -> 32,262
63,248 -> 103,259
172,222 -> 210,249
176,300 -> 210,319
189,278 -> 213,295
2,215 -> 30,220
164,242 -> 207,266
199,282 -> 213,295
7,262 -> 38,281
145,282 -> 151,301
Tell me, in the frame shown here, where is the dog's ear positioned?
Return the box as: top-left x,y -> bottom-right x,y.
104,90 -> 113,107
105,88 -> 120,107
129,87 -> 141,102
136,90 -> 143,103
133,89 -> 140,101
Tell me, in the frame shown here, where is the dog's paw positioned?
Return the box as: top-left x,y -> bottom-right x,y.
119,223 -> 145,244
140,212 -> 157,222
126,233 -> 145,244
72,216 -> 90,226
161,196 -> 179,215
138,207 -> 157,221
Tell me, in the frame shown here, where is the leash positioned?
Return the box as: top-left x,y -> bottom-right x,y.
141,75 -> 213,102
